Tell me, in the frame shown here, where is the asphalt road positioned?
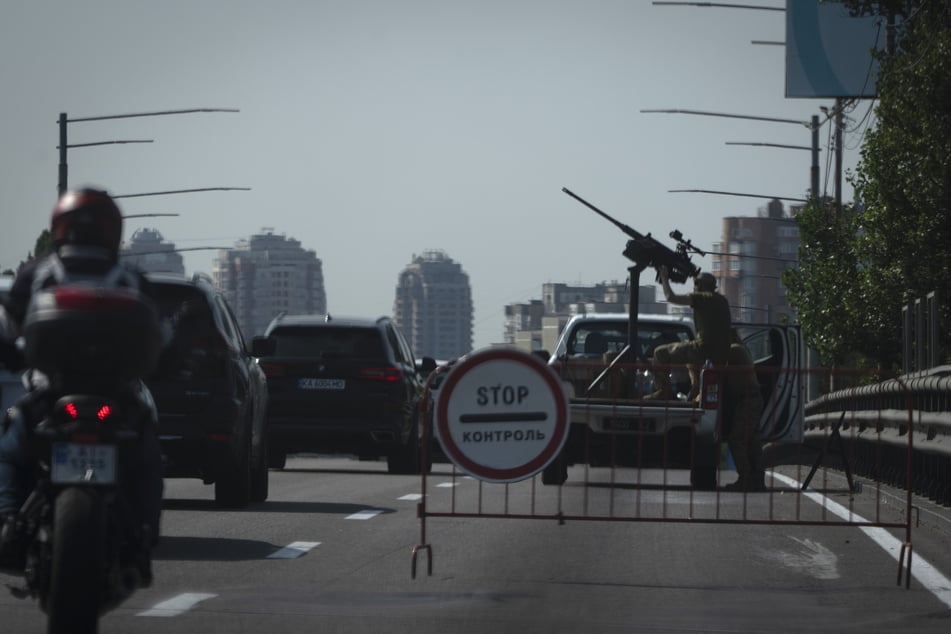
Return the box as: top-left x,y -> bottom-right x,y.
2,457 -> 950,633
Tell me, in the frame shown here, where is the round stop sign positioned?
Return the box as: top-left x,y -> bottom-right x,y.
434,348 -> 568,483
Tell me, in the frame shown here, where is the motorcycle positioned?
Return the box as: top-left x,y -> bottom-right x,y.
5,282 -> 162,633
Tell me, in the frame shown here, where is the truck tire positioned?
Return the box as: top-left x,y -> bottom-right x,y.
691,441 -> 719,490
541,451 -> 568,485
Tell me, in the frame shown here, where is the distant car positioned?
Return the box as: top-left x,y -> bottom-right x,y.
252,313 -> 436,474
145,272 -> 269,507
0,276 -> 26,414
417,357 -> 456,464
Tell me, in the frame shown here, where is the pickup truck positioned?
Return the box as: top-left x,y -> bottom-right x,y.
544,312 -> 804,488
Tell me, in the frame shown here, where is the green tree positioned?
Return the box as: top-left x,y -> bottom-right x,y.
782,200 -> 864,368
33,230 -> 54,260
788,1 -> 950,372
851,0 -> 951,367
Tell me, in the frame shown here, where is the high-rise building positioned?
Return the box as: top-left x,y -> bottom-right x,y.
120,228 -> 185,274
505,281 -> 665,354
711,199 -> 800,324
393,250 -> 473,360
213,229 -> 327,338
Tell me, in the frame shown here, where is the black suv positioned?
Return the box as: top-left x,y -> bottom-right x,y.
252,314 -> 436,474
145,272 -> 270,507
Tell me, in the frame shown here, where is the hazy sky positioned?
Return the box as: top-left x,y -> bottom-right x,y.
1,1 -> 872,349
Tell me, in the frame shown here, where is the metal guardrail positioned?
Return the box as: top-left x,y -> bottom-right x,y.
803,366 -> 951,505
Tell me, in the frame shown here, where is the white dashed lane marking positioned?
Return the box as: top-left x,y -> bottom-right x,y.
346,509 -> 384,520
267,541 -> 321,559
399,493 -> 424,501
137,592 -> 217,617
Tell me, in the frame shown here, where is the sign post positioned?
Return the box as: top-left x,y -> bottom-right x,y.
435,348 -> 568,483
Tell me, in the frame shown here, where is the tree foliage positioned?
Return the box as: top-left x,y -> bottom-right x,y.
853,0 -> 951,368
33,230 -> 53,261
789,1 -> 951,373
782,201 -> 863,368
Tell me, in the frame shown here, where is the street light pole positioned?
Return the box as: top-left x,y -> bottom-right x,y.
57,108 -> 239,196
640,109 -> 824,202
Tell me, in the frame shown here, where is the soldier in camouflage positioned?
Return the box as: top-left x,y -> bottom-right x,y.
722,329 -> 766,492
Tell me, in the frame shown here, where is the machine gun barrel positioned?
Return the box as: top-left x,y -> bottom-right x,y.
561,187 -> 642,241
561,186 -> 701,284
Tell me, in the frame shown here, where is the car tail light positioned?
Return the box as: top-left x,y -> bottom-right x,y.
259,362 -> 285,378
359,366 -> 401,381
186,332 -> 231,377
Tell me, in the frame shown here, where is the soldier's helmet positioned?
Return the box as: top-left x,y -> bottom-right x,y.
694,272 -> 717,292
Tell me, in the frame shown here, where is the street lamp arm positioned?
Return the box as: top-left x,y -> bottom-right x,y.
652,2 -> 784,10
62,140 -> 154,149
641,108 -> 812,128
725,141 -> 817,151
121,246 -> 231,256
65,108 -> 239,123
668,188 -> 808,202
57,107 -> 240,195
114,187 -> 251,199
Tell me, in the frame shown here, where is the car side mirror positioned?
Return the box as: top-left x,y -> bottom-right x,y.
251,336 -> 276,357
418,356 -> 438,376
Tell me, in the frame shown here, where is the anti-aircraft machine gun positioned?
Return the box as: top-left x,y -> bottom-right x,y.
561,187 -> 704,369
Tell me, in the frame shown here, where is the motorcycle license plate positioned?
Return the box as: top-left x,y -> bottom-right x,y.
51,443 -> 117,485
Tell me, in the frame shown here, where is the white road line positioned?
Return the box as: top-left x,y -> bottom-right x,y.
346,509 -> 383,520
137,592 -> 217,617
267,541 -> 321,559
436,482 -> 460,488
770,471 -> 951,609
399,493 -> 424,501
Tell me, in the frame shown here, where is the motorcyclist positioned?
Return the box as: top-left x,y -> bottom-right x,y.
0,188 -> 164,576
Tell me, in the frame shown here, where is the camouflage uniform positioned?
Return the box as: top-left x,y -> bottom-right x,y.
651,290 -> 731,399
723,340 -> 765,491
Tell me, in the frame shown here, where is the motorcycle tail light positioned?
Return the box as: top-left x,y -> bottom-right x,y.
53,286 -> 140,311
62,401 -> 115,422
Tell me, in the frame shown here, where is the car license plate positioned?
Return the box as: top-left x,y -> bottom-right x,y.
298,378 -> 346,390
51,443 -> 117,485
604,418 -> 656,432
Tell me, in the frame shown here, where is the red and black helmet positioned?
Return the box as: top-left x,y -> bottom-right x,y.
50,188 -> 123,255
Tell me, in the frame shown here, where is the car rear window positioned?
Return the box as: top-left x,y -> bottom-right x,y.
269,326 -> 385,359
149,283 -> 208,320
569,322 -> 693,359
